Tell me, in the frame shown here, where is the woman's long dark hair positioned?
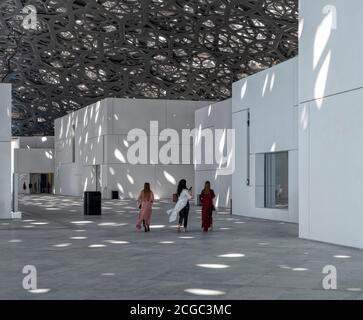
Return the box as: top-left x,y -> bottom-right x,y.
177,179 -> 187,196
203,181 -> 211,193
143,182 -> 151,201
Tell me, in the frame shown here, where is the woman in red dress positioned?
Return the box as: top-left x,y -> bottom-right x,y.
200,181 -> 215,232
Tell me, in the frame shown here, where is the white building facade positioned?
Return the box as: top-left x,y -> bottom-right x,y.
54,98 -> 208,199
232,58 -> 299,223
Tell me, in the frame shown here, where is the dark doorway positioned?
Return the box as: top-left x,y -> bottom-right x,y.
30,173 -> 53,194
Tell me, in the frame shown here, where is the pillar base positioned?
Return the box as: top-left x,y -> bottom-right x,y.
11,211 -> 22,219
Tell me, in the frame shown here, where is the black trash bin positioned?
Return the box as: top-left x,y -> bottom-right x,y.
84,191 -> 102,215
111,190 -> 119,200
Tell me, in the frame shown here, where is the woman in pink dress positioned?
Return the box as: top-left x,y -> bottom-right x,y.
136,183 -> 154,232
200,181 -> 215,232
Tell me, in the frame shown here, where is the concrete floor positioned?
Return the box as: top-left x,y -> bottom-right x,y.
1,194 -> 363,300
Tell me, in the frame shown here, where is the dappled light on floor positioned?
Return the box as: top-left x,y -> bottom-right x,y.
218,253 -> 245,258
184,288 -> 226,296
53,243 -> 72,247
0,194 -> 359,299
98,222 -> 126,226
71,221 -> 93,225
104,240 -> 129,244
149,225 -> 166,229
29,289 -> 51,294
8,239 -> 22,243
196,264 -> 230,269
278,265 -> 291,270
292,268 -> 309,272
258,242 -> 270,246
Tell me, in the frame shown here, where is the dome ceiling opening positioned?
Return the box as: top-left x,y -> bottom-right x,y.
0,0 -> 298,135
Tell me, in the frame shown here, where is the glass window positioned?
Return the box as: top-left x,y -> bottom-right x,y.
264,151 -> 288,209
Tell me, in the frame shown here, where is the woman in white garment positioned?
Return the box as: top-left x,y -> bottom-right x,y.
167,179 -> 192,232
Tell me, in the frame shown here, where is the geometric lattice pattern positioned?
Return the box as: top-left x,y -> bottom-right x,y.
0,0 -> 298,136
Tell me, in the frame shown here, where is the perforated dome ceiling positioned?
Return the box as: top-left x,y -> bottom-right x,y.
0,0 -> 298,135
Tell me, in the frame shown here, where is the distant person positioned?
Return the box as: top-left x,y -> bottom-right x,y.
47,182 -> 51,193
136,183 -> 154,232
23,182 -> 26,192
167,179 -> 192,233
200,181 -> 215,232
276,184 -> 283,204
29,182 -> 32,192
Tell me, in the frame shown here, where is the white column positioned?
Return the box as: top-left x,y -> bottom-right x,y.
299,0 -> 363,248
0,84 -> 12,219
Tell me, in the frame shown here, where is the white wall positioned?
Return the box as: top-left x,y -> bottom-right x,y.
299,0 -> 363,248
12,137 -> 55,195
18,136 -> 54,149
0,84 -> 11,218
55,98 -> 208,198
194,99 -> 232,208
14,149 -> 54,173
232,58 -> 298,223
54,99 -> 108,196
